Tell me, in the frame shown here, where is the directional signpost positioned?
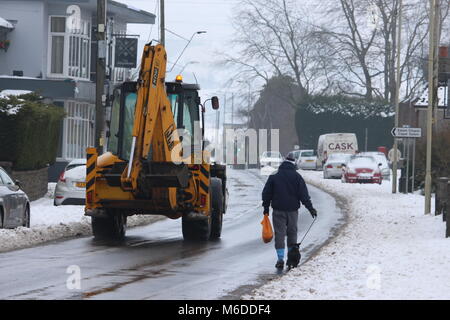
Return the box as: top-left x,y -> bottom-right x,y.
391,127 -> 422,138
391,126 -> 422,194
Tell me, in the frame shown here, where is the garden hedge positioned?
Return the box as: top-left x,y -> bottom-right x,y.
295,95 -> 394,150
0,92 -> 65,170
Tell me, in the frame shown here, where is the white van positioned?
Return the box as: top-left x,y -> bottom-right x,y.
317,133 -> 358,169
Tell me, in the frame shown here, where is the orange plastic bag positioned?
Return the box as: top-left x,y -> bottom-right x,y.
261,215 -> 273,243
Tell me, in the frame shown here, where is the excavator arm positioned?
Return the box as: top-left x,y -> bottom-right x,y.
121,44 -> 184,192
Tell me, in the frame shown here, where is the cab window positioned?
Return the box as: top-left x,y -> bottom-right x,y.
121,92 -> 137,160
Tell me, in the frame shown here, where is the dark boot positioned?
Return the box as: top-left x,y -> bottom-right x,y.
275,259 -> 284,269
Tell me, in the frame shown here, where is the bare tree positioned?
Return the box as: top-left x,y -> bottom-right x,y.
322,0 -> 449,103
224,0 -> 337,108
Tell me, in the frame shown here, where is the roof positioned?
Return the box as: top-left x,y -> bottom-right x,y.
414,85 -> 448,108
32,0 -> 155,24
0,16 -> 14,29
108,0 -> 155,24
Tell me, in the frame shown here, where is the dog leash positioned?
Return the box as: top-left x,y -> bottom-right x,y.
298,216 -> 317,246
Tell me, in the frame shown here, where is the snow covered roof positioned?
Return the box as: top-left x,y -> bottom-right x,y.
305,99 -> 394,118
0,17 -> 14,29
414,86 -> 448,108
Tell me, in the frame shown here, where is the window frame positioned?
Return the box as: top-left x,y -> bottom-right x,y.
57,100 -> 95,161
47,15 -> 91,80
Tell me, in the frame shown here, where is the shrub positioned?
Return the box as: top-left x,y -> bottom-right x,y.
0,92 -> 65,170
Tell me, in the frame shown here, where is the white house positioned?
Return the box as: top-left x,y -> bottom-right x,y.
0,0 -> 155,180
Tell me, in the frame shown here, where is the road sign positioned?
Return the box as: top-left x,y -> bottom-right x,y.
391,127 -> 422,138
114,37 -> 138,68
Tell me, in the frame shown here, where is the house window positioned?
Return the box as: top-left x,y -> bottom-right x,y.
48,16 -> 91,80
62,101 -> 95,160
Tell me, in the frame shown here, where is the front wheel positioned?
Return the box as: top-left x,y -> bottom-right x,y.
92,210 -> 127,240
22,206 -> 30,228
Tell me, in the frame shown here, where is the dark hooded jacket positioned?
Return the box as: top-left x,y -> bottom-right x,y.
262,161 -> 313,212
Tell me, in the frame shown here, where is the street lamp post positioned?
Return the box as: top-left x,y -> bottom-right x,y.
425,0 -> 440,214
392,0 -> 403,194
178,61 -> 199,74
169,31 -> 206,73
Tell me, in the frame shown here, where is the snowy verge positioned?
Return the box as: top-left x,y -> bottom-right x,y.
246,170 -> 450,300
0,184 -> 165,253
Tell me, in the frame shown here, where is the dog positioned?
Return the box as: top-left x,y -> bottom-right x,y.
286,243 -> 301,269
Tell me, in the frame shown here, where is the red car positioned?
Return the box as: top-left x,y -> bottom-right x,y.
342,155 -> 382,184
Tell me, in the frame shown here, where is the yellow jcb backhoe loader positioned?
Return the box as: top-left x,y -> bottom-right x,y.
85,43 -> 227,241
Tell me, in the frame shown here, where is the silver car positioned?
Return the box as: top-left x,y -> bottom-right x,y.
54,159 -> 86,206
297,150 -> 317,170
0,166 -> 30,228
323,153 -> 351,179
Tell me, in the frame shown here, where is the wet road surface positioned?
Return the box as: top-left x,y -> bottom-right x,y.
0,169 -> 344,299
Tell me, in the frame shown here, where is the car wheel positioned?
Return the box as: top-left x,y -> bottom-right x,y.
23,205 -> 30,228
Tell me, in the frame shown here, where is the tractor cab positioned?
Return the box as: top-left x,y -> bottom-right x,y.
107,76 -> 216,161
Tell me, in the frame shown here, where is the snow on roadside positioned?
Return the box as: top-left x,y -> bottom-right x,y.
246,170 -> 450,300
0,183 -> 164,253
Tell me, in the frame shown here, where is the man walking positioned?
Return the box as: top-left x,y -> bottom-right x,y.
262,155 -> 317,269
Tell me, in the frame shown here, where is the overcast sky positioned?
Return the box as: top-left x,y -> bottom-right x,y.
118,0 -> 242,132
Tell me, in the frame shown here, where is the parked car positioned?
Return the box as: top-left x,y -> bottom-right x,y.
317,133 -> 358,169
54,159 -> 86,206
342,155 -> 382,184
360,151 -> 390,181
0,166 -> 30,228
323,153 -> 351,179
297,150 -> 317,170
260,151 -> 284,168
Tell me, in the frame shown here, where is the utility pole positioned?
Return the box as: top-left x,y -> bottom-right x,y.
392,0 -> 403,194
95,0 -> 107,152
160,0 -> 165,45
425,0 -> 440,214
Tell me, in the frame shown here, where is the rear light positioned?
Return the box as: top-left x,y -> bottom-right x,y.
87,191 -> 93,203
58,171 -> 66,183
200,194 -> 207,207
55,196 -> 64,199
326,164 -> 333,169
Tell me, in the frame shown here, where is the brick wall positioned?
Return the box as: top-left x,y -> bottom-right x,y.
12,167 -> 48,201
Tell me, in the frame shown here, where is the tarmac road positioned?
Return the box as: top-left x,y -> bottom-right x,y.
0,169 -> 344,299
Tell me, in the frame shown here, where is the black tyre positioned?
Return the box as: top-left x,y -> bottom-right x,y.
210,177 -> 224,239
22,205 -> 30,228
91,210 -> 127,240
182,212 -> 211,241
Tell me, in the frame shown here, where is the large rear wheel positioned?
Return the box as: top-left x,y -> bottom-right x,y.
182,212 -> 211,241
210,177 -> 224,239
91,210 -> 127,240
